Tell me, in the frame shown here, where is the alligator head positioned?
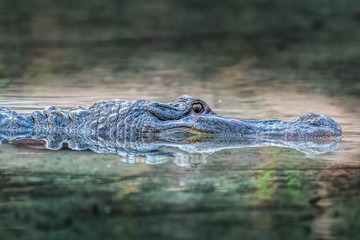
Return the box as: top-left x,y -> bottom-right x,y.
139,95 -> 342,139
144,95 -> 246,137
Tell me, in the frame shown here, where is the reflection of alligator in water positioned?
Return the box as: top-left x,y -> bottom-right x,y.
7,134 -> 341,169
0,95 -> 342,143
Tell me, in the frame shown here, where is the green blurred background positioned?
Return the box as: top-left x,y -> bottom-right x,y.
0,0 -> 359,96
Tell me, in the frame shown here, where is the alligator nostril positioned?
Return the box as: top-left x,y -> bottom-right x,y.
311,121 -> 322,127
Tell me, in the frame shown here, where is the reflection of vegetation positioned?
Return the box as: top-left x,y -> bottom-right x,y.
257,169 -> 277,195
283,170 -> 301,196
256,148 -> 305,198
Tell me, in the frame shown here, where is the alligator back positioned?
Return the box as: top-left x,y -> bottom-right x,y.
1,99 -> 138,143
31,99 -> 144,140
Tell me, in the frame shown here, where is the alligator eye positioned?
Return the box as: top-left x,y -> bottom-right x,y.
192,103 -> 203,113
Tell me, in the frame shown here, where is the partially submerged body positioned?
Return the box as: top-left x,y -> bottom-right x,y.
0,95 -> 342,160
0,95 -> 342,143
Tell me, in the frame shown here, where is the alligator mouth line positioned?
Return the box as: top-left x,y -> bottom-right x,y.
158,127 -> 213,143
159,126 -> 210,135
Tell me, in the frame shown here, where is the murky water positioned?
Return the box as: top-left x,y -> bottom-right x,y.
1,1 -> 360,239
1,63 -> 360,239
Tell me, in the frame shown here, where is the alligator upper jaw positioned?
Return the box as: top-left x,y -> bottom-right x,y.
154,113 -> 342,140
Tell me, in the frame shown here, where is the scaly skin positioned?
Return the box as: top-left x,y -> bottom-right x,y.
0,95 -> 342,144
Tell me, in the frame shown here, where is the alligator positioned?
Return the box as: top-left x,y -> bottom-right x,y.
0,95 -> 341,144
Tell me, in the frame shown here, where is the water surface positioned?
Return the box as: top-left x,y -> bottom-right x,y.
1,70 -> 360,239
